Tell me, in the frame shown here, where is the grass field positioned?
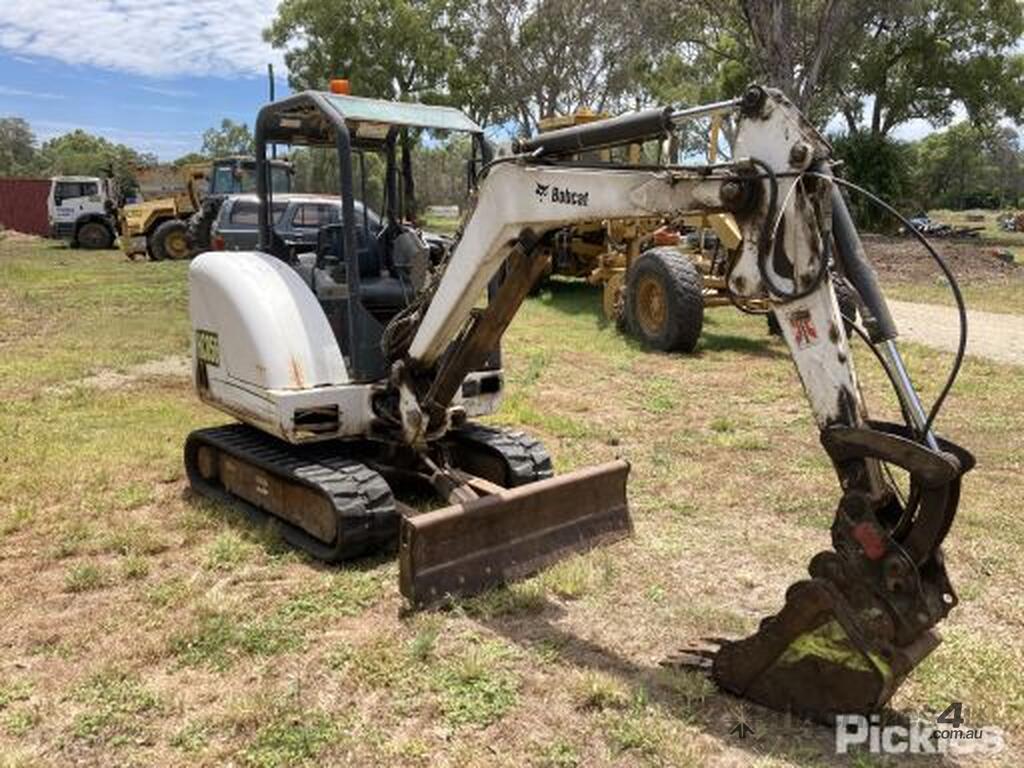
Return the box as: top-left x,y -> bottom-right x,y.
2,239 -> 1023,767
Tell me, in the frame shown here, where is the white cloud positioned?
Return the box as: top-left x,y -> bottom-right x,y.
0,0 -> 285,78
0,84 -> 63,99
138,84 -> 196,98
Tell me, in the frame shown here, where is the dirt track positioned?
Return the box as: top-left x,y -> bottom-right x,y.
889,299 -> 1024,365
863,234 -> 1019,282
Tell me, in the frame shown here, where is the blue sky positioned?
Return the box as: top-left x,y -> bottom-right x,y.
0,0 -> 287,160
0,1 -> 948,161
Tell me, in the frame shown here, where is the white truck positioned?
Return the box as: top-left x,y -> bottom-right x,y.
47,176 -> 119,249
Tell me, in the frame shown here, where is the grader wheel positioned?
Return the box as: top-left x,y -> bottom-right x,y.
601,271 -> 627,328
625,248 -> 704,353
151,219 -> 192,261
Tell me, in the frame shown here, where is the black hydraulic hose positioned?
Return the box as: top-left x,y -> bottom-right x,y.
806,173 -> 967,437
747,158 -> 829,301
829,181 -> 899,342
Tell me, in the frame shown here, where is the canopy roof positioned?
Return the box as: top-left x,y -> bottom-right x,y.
256,90 -> 482,147
324,93 -> 481,133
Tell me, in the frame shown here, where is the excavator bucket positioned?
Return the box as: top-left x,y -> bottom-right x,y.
399,460 -> 631,605
669,421 -> 974,723
704,579 -> 940,720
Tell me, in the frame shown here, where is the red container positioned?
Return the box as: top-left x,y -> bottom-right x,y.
0,177 -> 50,237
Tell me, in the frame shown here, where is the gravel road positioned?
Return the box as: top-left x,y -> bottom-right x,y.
888,299 -> 1024,366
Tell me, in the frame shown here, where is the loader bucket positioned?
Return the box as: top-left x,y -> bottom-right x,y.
399,460 -> 631,605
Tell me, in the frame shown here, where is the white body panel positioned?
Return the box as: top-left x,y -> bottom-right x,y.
189,250 -> 502,443
191,251 -> 349,390
47,176 -> 113,239
406,89 -> 860,434
409,164 -> 728,364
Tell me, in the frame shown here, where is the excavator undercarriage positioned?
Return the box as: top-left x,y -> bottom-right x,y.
183,84 -> 974,723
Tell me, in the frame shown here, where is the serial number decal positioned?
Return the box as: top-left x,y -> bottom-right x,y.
195,329 -> 220,365
535,182 -> 590,207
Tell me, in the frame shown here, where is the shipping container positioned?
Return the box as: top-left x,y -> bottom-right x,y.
0,177 -> 50,237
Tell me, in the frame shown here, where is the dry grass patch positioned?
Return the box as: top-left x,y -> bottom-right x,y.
2,241 -> 1023,765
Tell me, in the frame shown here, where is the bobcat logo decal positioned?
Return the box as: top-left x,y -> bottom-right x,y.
533,182 -> 589,207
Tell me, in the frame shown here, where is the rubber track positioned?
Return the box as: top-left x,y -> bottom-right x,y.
185,424 -> 397,561
449,423 -> 554,487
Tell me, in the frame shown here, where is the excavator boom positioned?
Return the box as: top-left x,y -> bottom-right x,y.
391,86 -> 973,721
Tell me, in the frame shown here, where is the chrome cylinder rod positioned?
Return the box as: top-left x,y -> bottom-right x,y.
668,98 -> 743,127
880,340 -> 940,450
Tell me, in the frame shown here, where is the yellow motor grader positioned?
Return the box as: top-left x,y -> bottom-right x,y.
528,110 -> 763,352
119,156 -> 292,261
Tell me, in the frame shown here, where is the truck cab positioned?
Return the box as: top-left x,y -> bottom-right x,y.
47,176 -> 118,249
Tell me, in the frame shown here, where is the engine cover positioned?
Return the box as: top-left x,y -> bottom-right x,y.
190,250 -> 349,391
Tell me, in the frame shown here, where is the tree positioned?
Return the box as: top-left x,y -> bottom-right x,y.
266,0 -> 469,100
839,0 -> 1024,138
458,0 -> 678,136
201,119 -> 253,157
630,1 -> 880,130
912,123 -> 1023,209
0,117 -> 39,176
36,130 -> 155,197
172,151 -> 208,167
831,132 -> 915,229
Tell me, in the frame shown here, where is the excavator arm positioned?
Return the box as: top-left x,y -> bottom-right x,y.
394,86 -> 974,721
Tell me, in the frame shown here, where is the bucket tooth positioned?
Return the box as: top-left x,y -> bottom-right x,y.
399,460 -> 631,605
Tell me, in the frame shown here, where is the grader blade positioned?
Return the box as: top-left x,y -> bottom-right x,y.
399,460 -> 631,605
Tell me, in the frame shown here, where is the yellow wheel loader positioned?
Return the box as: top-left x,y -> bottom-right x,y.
119,156 -> 293,261
183,84 -> 973,723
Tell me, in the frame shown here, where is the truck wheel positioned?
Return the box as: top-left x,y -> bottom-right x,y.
150,219 -> 192,261
76,221 -> 113,250
626,247 -> 704,353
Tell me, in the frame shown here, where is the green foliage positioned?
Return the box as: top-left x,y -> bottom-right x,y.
72,670 -> 159,744
0,117 -> 38,176
242,712 -> 337,768
64,562 -> 108,593
35,130 -> 155,198
912,123 -> 1023,209
265,0 -> 469,101
434,642 -> 519,727
201,118 -> 253,157
172,151 -> 208,167
170,610 -> 302,670
842,0 -> 1024,136
831,132 -> 915,229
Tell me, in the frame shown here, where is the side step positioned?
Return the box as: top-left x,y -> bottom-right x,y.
399,459 -> 632,605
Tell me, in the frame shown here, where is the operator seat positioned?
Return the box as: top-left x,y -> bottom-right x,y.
313,223 -> 415,314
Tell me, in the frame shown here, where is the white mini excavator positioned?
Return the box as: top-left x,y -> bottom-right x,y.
184,84 -> 973,722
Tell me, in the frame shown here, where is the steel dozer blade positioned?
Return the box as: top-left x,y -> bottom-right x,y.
399,460 -> 631,605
